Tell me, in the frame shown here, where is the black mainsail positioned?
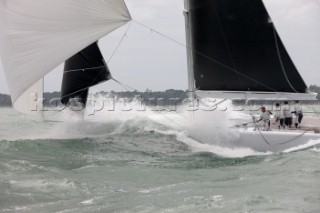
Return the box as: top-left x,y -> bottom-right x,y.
61,42 -> 110,106
184,0 -> 314,99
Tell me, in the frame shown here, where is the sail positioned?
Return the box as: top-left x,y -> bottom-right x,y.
61,42 -> 110,106
0,0 -> 131,114
13,79 -> 44,116
185,0 -> 316,100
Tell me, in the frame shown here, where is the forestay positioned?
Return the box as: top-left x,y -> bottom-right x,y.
0,0 -> 131,114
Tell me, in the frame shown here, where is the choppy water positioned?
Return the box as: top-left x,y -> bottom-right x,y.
0,107 -> 320,213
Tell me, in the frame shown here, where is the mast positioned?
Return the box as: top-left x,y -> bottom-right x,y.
184,0 -> 196,100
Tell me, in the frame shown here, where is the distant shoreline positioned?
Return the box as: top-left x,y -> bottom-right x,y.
0,90 -> 189,107
1,85 -> 320,107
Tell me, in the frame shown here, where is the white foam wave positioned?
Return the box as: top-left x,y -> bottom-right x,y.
2,98 -> 318,158
80,199 -> 94,205
146,128 -> 271,158
41,99 -> 277,158
138,183 -> 178,194
9,178 -> 76,192
282,139 -> 320,153
311,147 -> 320,153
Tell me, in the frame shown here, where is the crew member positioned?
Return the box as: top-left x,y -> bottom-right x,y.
257,106 -> 272,131
274,103 -> 284,129
292,100 -> 303,128
281,101 -> 292,128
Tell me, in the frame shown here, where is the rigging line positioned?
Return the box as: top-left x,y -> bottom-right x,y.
251,114 -> 309,146
112,77 -> 136,91
48,80 -> 109,116
107,21 -> 132,64
248,100 -> 307,146
64,65 -> 107,73
47,79 -> 109,118
273,25 -> 299,93
62,21 -> 133,103
60,80 -> 109,103
257,129 -> 270,145
212,0 -> 244,90
311,104 -> 320,121
132,19 -> 277,92
114,81 -> 132,92
42,77 -> 45,121
246,100 -> 270,145
63,22 -> 132,74
257,128 -> 310,145
251,103 -> 310,145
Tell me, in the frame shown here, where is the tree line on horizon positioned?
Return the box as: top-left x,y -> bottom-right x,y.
0,89 -> 189,107
1,86 -> 320,107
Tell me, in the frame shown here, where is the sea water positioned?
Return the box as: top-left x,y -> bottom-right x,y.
0,106 -> 320,213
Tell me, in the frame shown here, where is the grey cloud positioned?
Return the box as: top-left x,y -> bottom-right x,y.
0,0 -> 319,95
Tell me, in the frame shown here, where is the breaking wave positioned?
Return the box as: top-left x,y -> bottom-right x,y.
1,97 -> 319,159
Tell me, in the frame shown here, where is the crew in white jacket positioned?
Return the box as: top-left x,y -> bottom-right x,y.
257,106 -> 272,131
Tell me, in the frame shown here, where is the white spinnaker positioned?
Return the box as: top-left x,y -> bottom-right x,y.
0,0 -> 131,114
13,79 -> 44,115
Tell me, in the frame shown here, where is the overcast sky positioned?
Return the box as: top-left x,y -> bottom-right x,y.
0,0 -> 319,94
